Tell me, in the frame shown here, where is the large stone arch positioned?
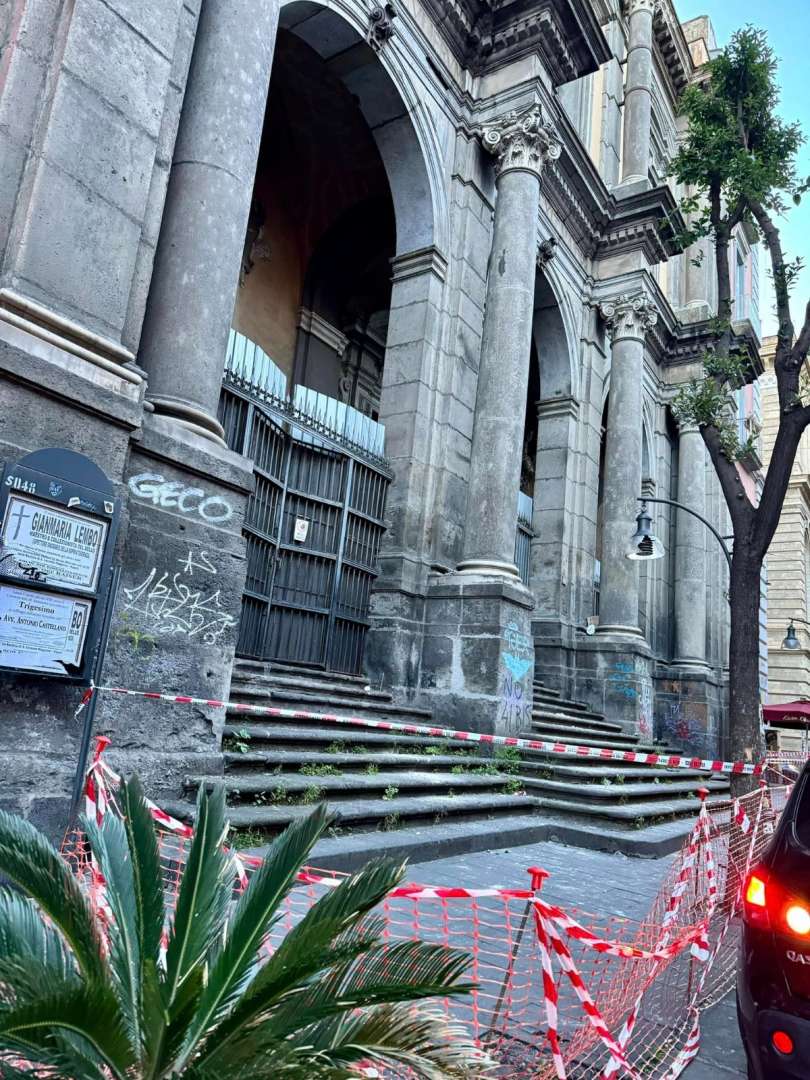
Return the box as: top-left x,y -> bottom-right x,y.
530,268 -> 580,625
279,1 -> 447,256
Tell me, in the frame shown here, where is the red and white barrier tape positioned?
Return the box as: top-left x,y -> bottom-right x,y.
89,684 -> 763,777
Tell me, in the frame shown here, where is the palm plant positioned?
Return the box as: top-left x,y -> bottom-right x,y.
0,777 -> 491,1078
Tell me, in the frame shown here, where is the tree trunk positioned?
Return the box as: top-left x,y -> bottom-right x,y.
728,553 -> 765,793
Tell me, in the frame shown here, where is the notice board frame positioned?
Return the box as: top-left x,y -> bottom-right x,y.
0,448 -> 120,684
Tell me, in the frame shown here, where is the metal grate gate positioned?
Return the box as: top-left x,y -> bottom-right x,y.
219,382 -> 390,675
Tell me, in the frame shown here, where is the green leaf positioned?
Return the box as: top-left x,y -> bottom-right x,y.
0,980 -> 133,1080
84,810 -> 143,1056
176,803 -> 332,1070
0,889 -> 77,984
0,808 -> 105,984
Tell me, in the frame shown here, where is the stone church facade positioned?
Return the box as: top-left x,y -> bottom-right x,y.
0,0 -> 761,829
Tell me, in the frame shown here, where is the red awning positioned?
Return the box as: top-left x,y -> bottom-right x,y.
764,701 -> 810,726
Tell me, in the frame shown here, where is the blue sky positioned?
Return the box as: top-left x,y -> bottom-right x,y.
676,0 -> 810,338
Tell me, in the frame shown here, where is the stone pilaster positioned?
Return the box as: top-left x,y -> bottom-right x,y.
674,422 -> 709,668
139,0 -> 279,443
458,106 -> 562,577
620,0 -> 656,188
597,292 -> 657,638
531,396 -> 580,621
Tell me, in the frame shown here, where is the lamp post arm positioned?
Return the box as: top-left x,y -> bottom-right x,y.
637,496 -> 733,573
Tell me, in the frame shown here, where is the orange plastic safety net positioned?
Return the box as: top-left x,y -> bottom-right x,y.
58,744 -> 795,1080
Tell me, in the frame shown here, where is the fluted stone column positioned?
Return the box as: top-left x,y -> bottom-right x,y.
621,0 -> 656,187
139,0 -> 279,443
675,422 -> 709,666
597,293 -> 658,636
459,106 -> 562,577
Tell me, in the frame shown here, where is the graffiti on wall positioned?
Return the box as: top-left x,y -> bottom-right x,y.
659,700 -> 711,754
607,660 -> 638,700
121,548 -> 236,645
128,473 -> 234,524
638,681 -> 653,738
500,621 -> 533,729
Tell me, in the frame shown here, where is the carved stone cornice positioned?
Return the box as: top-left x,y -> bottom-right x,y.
623,0 -> 656,16
652,1 -> 693,100
418,0 -> 610,84
479,106 -> 562,180
596,184 -> 685,264
600,293 -> 659,342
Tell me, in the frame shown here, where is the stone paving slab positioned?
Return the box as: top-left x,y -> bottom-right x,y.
406,839 -> 747,1076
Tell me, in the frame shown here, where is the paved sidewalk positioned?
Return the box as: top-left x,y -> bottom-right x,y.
406,838 -> 747,1077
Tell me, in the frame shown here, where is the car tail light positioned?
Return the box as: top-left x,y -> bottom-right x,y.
743,868 -> 771,929
743,866 -> 810,938
772,1030 -> 795,1055
785,903 -> 810,936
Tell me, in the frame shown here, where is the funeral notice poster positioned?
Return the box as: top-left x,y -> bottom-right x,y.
0,585 -> 92,673
0,494 -> 107,592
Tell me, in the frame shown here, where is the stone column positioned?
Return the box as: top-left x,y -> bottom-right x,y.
597,293 -> 657,636
620,0 -> 656,187
458,106 -> 562,577
139,0 -> 279,443
674,422 -> 709,666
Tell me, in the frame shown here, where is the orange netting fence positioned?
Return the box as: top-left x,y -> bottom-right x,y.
59,739 -> 799,1079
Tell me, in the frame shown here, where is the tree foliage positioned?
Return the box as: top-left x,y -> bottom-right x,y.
669,27 -> 810,562
0,778 -> 492,1079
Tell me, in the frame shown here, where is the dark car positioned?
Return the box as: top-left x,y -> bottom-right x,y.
738,762 -> 810,1078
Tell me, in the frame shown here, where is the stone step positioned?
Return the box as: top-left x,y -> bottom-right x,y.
524,722 -> 646,749
231,671 -> 396,705
223,749 -> 523,773
539,761 -> 723,783
166,791 -> 543,834
188,770 -> 515,802
226,687 -> 435,723
223,723 -> 460,753
233,659 -> 370,689
524,776 -> 728,801
532,709 -> 625,732
219,809 -> 711,869
534,792 -> 728,826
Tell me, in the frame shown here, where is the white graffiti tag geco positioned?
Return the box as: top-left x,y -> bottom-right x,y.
128,473 -> 234,524
122,562 -> 236,645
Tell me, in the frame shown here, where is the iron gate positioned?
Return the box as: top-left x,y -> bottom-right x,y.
219,366 -> 391,675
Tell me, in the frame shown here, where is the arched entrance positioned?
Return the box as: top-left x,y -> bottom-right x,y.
527,269 -> 578,626
220,2 -> 440,673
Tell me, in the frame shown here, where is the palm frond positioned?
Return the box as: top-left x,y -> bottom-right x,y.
0,980 -> 133,1080
163,783 -> 231,1013
0,1034 -> 110,1080
0,889 -> 77,984
118,776 -> 165,973
175,803 -> 331,1069
0,809 -> 104,983
289,1003 -> 494,1079
83,811 -> 143,1055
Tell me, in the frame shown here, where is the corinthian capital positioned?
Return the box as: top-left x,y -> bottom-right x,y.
600,293 -> 658,341
478,105 -> 562,180
624,0 -> 657,16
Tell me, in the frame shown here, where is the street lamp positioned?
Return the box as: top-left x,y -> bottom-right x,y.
783,621 -> 801,651
626,502 -> 665,560
626,496 -> 733,573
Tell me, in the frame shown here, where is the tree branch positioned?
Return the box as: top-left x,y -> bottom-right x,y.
700,422 -> 755,532
753,409 -> 808,558
749,198 -> 795,350
792,297 -> 810,365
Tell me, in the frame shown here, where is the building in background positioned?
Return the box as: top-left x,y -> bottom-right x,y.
0,0 -> 762,837
760,336 -> 810,703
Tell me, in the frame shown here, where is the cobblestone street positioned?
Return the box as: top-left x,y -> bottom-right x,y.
407,840 -> 748,1077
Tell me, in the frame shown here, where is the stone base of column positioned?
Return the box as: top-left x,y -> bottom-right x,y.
654,667 -> 728,759
596,623 -> 646,641
418,572 -> 535,736
568,636 -> 654,738
147,395 -> 228,446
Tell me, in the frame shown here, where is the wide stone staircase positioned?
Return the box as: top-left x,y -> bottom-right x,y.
171,661 -> 730,868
